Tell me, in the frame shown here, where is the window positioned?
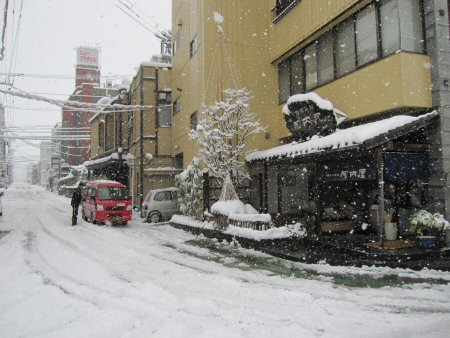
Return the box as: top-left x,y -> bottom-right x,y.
278,59 -> 290,103
175,153 -> 183,169
173,98 -> 180,116
172,191 -> 178,202
356,4 -> 378,66
336,18 -> 356,77
276,0 -> 425,95
380,0 -> 400,56
290,51 -> 304,95
190,112 -> 198,130
154,191 -> 172,202
190,34 -> 199,58
98,187 -> 129,200
398,0 -> 424,53
98,122 -> 104,147
304,43 -> 317,90
158,104 -> 172,127
317,32 -> 334,85
274,0 -> 299,19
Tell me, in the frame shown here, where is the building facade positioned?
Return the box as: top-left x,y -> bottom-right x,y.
88,55 -> 176,206
171,0 -> 450,226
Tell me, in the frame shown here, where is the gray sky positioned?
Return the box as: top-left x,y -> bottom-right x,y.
0,0 -> 171,180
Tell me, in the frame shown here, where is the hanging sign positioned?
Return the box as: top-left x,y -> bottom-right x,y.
284,99 -> 337,142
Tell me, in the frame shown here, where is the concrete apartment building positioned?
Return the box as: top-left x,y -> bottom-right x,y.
171,0 -> 450,230
88,55 -> 174,205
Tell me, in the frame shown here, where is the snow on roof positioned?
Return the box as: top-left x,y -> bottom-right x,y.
140,61 -> 172,69
88,179 -> 125,187
286,92 -> 333,112
283,92 -> 348,125
144,167 -> 182,173
83,153 -> 120,167
246,111 -> 438,162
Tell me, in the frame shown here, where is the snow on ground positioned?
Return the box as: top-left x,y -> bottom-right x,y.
1,183 -> 450,338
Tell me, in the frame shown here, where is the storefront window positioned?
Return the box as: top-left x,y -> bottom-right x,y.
356,4 -> 378,66
267,166 -> 278,215
336,19 -> 356,77
280,164 -> 310,214
304,43 -> 317,90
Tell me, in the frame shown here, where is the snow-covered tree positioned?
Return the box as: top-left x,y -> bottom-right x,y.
189,88 -> 265,186
175,158 -> 202,219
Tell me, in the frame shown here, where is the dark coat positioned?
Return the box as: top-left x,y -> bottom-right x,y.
71,187 -> 83,207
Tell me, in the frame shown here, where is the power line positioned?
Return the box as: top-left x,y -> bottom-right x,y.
0,87 -> 155,110
0,0 -> 9,61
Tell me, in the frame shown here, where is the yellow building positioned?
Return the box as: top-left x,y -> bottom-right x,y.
172,0 -> 432,165
172,0 -> 447,232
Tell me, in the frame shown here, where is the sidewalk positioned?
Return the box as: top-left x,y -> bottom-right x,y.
263,234 -> 450,271
170,221 -> 450,271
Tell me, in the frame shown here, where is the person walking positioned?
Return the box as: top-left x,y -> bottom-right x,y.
71,182 -> 85,225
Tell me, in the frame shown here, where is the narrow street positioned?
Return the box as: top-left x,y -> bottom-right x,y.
1,183 -> 450,338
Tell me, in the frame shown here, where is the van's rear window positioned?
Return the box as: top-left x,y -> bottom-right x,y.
98,187 -> 129,200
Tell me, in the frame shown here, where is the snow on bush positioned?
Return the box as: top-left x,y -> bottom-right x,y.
211,199 -> 248,216
189,88 -> 265,185
176,158 -> 202,219
410,210 -> 450,236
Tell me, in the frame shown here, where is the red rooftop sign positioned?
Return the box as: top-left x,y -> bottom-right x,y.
76,47 -> 99,68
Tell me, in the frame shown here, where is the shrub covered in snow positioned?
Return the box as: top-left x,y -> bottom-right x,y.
176,158 -> 202,219
189,88 -> 265,186
410,210 -> 450,237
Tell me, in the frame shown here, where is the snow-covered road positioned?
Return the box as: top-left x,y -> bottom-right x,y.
1,183 -> 450,338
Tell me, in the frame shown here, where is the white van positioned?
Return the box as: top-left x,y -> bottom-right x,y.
141,187 -> 180,223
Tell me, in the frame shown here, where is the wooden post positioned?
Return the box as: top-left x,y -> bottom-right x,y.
203,172 -> 210,213
377,149 -> 385,246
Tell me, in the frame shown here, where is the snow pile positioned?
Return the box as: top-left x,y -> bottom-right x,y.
247,111 -> 438,162
172,214 -> 305,241
225,222 -> 306,241
171,214 -> 215,230
211,199 -> 264,217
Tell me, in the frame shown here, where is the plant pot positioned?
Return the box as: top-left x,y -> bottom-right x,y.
384,222 -> 398,241
416,236 -> 438,249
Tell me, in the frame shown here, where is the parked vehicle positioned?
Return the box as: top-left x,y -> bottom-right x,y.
82,180 -> 132,225
141,187 -> 180,223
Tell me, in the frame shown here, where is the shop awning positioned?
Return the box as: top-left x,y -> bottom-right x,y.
83,152 -> 126,171
246,111 -> 438,163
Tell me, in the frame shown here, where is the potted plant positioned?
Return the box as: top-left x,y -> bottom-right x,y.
409,210 -> 450,249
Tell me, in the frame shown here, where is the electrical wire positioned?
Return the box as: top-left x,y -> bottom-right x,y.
7,0 -> 23,86
0,87 -> 155,110
0,0 -> 9,60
